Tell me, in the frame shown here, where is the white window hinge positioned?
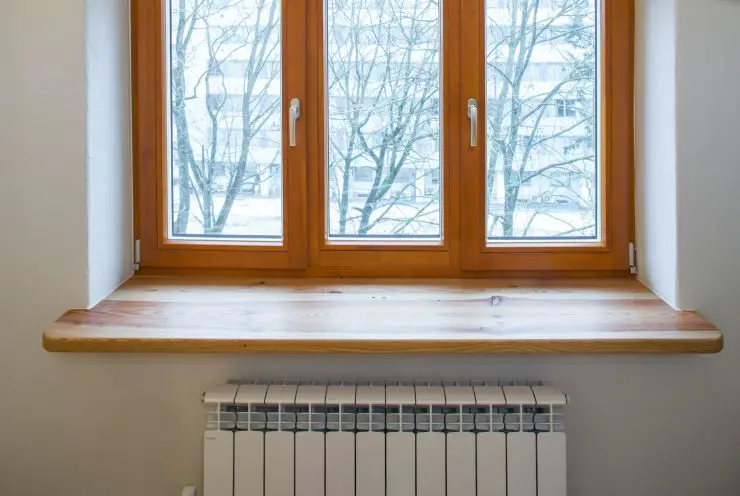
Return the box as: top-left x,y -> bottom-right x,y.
628,242 -> 637,275
134,239 -> 141,271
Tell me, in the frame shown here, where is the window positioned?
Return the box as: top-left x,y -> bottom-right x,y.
325,0 -> 442,241
132,0 -> 633,275
555,98 -> 578,118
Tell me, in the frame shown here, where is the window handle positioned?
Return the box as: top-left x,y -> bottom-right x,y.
467,98 -> 478,148
289,98 -> 301,147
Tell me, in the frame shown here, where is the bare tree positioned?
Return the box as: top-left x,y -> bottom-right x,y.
326,0 -> 442,236
486,0 -> 596,238
171,0 -> 280,235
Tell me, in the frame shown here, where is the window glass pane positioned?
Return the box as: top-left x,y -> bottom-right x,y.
168,0 -> 282,240
486,0 -> 598,241
326,0 -> 442,241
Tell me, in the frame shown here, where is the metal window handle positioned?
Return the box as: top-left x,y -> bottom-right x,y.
467,98 -> 478,147
289,98 -> 301,147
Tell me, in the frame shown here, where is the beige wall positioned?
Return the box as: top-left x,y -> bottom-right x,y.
1,0 -> 739,494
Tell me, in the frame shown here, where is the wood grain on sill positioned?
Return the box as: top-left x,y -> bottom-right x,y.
42,276 -> 723,355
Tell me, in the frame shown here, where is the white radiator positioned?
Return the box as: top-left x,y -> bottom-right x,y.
203,380 -> 567,496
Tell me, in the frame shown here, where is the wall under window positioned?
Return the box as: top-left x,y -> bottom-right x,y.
0,0 -> 739,495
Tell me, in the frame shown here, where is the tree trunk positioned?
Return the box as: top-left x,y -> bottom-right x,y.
338,127 -> 357,234
338,162 -> 352,234
503,185 -> 518,237
172,2 -> 192,235
202,185 -> 214,234
359,204 -> 374,234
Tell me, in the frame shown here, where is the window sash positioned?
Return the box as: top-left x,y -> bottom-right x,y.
458,0 -> 632,271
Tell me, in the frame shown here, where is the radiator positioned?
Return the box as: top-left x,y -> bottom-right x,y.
203,380 -> 567,496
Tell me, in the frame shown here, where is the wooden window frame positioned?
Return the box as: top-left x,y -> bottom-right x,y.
132,0 -> 634,277
133,0 -> 308,271
459,0 -> 634,272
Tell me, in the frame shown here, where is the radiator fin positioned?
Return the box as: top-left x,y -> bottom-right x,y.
507,432 -> 537,496
447,432 -> 477,496
295,432 -> 324,496
326,432 -> 354,496
204,430 -> 233,496
234,431 -> 263,496
477,431 -> 507,496
416,432 -> 446,496
386,432 -> 415,496
356,432 -> 386,496
537,432 -> 567,496
265,431 -> 294,496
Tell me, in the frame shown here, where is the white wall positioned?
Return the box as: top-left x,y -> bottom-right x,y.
674,0 -> 740,312
635,0 -> 679,307
86,0 -> 134,305
1,0 -> 739,495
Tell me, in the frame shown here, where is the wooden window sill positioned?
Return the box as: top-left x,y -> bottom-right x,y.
43,276 -> 723,355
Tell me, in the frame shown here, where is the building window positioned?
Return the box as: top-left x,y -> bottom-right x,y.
133,0 -> 633,274
555,98 -> 577,118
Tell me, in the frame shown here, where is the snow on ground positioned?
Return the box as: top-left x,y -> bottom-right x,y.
174,195 -> 595,239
